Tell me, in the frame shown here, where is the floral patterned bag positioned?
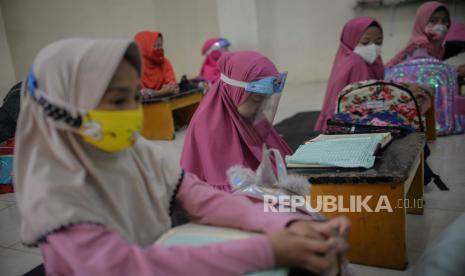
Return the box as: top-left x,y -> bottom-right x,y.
334,80 -> 424,132
328,80 -> 448,191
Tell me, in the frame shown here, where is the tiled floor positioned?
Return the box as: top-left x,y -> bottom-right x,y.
0,82 -> 464,275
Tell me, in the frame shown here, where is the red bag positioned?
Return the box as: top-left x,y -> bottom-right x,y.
0,137 -> 14,194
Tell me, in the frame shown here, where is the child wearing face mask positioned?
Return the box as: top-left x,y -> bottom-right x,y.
199,37 -> 230,84
386,1 -> 450,67
134,31 -> 180,98
315,16 -> 385,132
16,38 -> 351,275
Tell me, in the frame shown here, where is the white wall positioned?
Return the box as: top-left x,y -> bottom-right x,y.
256,0 -> 355,83
0,0 -> 219,81
151,0 -> 219,79
0,5 -> 16,99
216,0 -> 260,50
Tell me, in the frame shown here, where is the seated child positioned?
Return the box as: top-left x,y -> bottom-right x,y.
386,1 -> 450,67
15,38 -> 350,275
134,31 -> 179,98
199,37 -> 230,84
315,16 -> 385,131
181,51 -> 293,191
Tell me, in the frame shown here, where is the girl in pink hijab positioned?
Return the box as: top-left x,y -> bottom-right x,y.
181,51 -> 292,192
16,38 -> 350,275
315,16 -> 385,132
386,1 -> 450,67
199,37 -> 230,83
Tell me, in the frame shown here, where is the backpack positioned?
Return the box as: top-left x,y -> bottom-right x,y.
1,82 -> 22,143
327,80 -> 448,191
385,58 -> 464,136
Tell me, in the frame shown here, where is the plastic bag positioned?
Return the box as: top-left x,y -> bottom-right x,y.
227,144 -> 317,212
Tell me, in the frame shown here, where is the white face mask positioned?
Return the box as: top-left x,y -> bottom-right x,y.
353,43 -> 382,64
425,23 -> 448,40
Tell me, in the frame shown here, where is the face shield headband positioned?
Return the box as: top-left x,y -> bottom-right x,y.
221,72 -> 287,141
219,72 -> 287,95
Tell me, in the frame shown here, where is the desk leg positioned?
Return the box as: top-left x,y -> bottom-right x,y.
173,103 -> 200,126
406,153 -> 424,215
425,103 -> 437,141
142,102 -> 175,140
309,184 -> 407,269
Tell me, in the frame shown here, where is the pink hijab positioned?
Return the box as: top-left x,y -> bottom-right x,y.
199,38 -> 224,83
315,16 -> 385,131
386,1 -> 450,67
181,51 -> 293,191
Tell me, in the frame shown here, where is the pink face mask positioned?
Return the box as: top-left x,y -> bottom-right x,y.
150,48 -> 164,64
210,49 -> 225,61
425,23 -> 448,40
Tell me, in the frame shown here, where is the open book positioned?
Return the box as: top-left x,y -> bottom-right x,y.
286,133 -> 392,169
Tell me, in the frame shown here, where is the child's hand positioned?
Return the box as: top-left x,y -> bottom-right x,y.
269,229 -> 340,273
314,216 -> 351,239
288,216 -> 351,253
162,83 -> 180,94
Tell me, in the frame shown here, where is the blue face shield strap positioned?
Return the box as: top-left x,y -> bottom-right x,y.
26,69 -> 38,98
26,69 -> 83,128
220,72 -> 287,94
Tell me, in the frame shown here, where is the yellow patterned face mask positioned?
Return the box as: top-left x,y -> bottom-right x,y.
78,107 -> 143,152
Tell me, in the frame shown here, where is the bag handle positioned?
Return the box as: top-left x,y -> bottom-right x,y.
267,148 -> 288,181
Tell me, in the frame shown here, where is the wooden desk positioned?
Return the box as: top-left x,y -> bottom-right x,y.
141,89 -> 203,140
288,133 -> 426,270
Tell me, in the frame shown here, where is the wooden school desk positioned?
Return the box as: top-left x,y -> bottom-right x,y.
288,133 -> 426,270
141,89 -> 203,140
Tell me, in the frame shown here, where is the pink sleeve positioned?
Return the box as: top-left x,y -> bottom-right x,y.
40,224 -> 274,276
176,172 -> 312,234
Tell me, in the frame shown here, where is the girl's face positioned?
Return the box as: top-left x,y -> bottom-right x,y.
96,59 -> 140,111
237,93 -> 266,120
359,26 -> 383,46
154,36 -> 163,49
429,9 -> 450,27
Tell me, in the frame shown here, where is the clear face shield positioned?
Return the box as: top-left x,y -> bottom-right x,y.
204,38 -> 231,56
220,72 -> 287,140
